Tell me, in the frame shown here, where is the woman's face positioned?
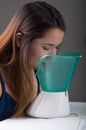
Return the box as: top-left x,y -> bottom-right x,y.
29,28 -> 64,69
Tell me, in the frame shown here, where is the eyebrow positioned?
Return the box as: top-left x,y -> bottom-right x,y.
42,43 -> 61,48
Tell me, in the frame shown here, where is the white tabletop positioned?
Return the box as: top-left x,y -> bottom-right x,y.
0,102 -> 86,130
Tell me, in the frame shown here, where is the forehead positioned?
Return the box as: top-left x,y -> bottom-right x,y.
43,28 -> 64,43
31,28 -> 64,46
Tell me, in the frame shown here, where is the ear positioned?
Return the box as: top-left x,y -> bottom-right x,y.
15,32 -> 22,47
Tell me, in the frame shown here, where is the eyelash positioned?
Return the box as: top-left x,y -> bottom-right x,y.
56,47 -> 59,50
42,46 -> 50,50
42,46 -> 59,50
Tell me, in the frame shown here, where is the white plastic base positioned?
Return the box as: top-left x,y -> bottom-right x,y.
27,91 -> 70,118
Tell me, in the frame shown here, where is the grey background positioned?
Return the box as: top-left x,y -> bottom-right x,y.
0,0 -> 86,102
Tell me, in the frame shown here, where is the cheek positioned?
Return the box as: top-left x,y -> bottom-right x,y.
29,47 -> 44,68
30,49 -> 41,61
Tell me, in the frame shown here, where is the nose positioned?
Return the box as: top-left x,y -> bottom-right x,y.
49,48 -> 57,55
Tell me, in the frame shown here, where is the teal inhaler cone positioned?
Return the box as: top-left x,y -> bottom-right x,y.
27,50 -> 82,118
36,50 -> 82,92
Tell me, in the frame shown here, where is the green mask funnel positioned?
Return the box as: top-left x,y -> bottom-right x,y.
36,50 -> 82,92
27,50 -> 82,118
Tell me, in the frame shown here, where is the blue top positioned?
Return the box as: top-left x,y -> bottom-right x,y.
0,72 -> 40,121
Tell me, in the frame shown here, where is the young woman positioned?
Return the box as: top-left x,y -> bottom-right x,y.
0,1 -> 66,121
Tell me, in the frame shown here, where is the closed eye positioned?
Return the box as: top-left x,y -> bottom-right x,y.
56,46 -> 59,50
42,43 -> 62,51
42,46 -> 50,50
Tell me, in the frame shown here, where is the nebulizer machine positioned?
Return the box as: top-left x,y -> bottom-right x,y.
27,50 -> 82,118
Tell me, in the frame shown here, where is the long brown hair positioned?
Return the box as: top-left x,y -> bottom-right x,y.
0,1 -> 66,117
